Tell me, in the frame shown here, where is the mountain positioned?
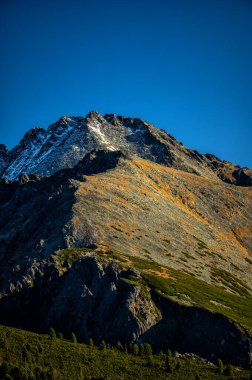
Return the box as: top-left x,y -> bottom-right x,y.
1,111 -> 252,186
0,112 -> 251,370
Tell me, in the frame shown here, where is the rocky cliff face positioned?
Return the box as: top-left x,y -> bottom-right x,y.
0,252 -> 251,369
46,258 -> 159,344
1,111 -> 251,185
0,255 -> 160,345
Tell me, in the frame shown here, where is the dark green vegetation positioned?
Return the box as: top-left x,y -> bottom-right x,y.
141,268 -> 252,331
0,325 -> 251,380
52,248 -> 96,269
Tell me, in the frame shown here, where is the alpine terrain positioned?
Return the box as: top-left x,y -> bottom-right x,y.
0,111 -> 252,374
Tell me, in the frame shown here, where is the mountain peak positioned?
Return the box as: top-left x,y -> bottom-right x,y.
85,110 -> 101,120
0,111 -> 251,185
22,126 -> 47,143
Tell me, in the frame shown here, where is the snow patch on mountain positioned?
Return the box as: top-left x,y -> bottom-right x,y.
2,117 -> 89,180
88,122 -> 117,151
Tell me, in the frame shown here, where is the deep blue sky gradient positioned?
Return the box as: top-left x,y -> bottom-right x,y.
1,0 -> 251,167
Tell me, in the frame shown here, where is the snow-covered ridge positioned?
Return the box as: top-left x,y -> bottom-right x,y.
1,118 -> 81,179
1,117 -> 86,180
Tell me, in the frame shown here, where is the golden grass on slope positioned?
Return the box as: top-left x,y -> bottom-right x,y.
73,155 -> 252,291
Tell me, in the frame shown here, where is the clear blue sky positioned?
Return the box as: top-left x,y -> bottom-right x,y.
1,0 -> 251,167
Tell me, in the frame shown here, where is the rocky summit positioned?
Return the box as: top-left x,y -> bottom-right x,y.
0,111 -> 251,370
1,111 -> 252,185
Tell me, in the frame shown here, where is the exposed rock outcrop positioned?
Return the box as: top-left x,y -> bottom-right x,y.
0,254 -> 251,369
0,256 -> 160,345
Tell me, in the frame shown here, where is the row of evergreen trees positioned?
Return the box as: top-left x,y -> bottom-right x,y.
48,328 -> 237,376
0,326 -> 246,380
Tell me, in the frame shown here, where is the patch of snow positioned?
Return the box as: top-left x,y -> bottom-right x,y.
72,145 -> 80,152
88,122 -> 117,151
35,145 -> 54,164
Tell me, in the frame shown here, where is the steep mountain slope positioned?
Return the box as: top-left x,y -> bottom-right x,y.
0,149 -> 251,367
0,150 -> 251,294
1,111 -> 252,185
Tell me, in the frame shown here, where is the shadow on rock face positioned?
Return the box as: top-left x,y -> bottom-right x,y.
140,292 -> 252,370
0,149 -> 125,293
54,149 -> 127,181
0,256 -> 159,346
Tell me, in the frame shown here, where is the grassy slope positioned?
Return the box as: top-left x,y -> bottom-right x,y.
131,256 -> 252,331
0,325 -> 251,380
74,156 -> 252,293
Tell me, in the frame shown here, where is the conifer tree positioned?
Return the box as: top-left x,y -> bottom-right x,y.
89,338 -> 94,348
116,341 -> 124,351
71,332 -> 77,345
165,350 -> 174,373
49,327 -> 56,340
217,358 -> 224,374
144,343 -> 153,366
100,340 -> 106,351
133,343 -> 139,356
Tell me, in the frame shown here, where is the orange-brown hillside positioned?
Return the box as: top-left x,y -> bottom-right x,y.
72,154 -> 252,292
